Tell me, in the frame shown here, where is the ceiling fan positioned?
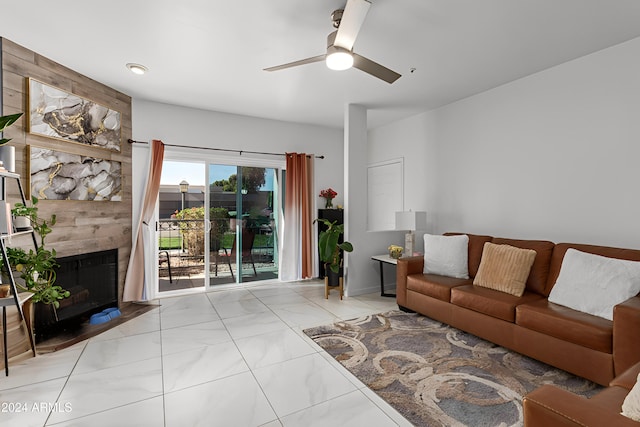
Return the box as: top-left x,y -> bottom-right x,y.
264,0 -> 401,84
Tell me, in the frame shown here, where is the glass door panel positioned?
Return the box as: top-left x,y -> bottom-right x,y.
157,161 -> 206,293
240,166 -> 278,283
208,164 -> 279,285
209,164 -> 238,285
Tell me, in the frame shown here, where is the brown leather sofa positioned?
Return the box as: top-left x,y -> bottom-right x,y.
396,233 -> 640,386
523,361 -> 640,426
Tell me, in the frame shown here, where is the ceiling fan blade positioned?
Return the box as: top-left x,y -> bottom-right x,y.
334,0 -> 371,50
264,55 -> 326,72
352,53 -> 401,84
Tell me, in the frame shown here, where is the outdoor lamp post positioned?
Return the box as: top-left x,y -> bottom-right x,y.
179,180 -> 189,254
179,180 -> 189,211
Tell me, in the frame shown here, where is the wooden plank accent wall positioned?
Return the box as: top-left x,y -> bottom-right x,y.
1,38 -> 133,308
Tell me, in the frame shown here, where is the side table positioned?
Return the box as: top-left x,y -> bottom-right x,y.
371,254 -> 399,297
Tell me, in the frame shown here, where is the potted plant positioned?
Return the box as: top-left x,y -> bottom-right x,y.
7,197 -> 69,308
319,188 -> 337,209
315,218 -> 353,286
11,196 -> 38,231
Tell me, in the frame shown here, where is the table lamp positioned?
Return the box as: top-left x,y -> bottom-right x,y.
395,211 -> 427,256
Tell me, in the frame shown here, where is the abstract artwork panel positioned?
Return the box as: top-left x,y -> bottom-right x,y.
28,78 -> 121,152
29,146 -> 122,201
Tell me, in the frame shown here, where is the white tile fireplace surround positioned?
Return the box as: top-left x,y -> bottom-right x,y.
0,281 -> 408,426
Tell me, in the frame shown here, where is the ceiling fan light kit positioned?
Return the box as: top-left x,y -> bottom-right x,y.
326,46 -> 353,71
264,0 -> 401,84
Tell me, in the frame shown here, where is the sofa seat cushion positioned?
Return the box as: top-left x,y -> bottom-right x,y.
406,274 -> 472,302
516,299 -> 612,353
451,285 -> 544,322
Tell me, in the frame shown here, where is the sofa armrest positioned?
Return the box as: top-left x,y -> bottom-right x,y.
523,385 -> 638,427
614,296 -> 640,376
611,361 -> 640,390
396,256 -> 424,307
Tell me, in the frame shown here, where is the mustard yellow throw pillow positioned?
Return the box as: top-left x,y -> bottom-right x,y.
473,243 -> 537,297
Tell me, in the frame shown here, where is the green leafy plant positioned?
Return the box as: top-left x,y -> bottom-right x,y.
0,113 -> 23,145
7,197 -> 68,307
175,207 -> 230,255
7,246 -> 68,307
12,196 -> 56,246
315,218 -> 353,274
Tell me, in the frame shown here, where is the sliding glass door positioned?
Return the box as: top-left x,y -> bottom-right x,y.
157,154 -> 281,295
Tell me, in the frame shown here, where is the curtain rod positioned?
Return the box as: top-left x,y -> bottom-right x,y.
127,139 -> 324,159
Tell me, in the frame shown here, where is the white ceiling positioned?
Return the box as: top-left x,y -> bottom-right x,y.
4,0 -> 640,129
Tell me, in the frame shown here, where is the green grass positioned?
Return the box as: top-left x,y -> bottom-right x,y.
160,233 -> 273,250
220,233 -> 272,248
159,236 -> 182,249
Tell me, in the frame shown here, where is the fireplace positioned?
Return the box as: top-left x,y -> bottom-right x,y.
34,248 -> 118,342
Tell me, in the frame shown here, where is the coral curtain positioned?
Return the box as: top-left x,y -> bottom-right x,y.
123,140 -> 164,301
279,152 -> 315,281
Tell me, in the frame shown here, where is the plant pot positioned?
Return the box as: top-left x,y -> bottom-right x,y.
326,265 -> 343,287
13,215 -> 31,231
0,145 -> 15,172
33,301 -> 59,343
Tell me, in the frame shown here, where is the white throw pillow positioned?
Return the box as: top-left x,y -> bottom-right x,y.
548,249 -> 640,321
621,373 -> 640,421
423,234 -> 469,279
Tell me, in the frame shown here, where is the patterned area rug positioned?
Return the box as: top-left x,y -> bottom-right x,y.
304,311 -> 602,426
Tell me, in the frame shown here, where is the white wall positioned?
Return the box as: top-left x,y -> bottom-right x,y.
343,104 -> 399,296
396,37 -> 640,249
132,100 -> 343,201
344,107 -> 442,296
369,111 -> 439,239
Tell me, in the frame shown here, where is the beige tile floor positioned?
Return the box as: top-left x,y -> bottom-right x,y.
0,280 -> 412,426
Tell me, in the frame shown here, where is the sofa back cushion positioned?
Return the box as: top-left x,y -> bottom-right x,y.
546,243 -> 640,296
444,232 -> 493,278
491,237 -> 555,295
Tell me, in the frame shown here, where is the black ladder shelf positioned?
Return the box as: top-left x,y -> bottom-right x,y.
0,170 -> 38,375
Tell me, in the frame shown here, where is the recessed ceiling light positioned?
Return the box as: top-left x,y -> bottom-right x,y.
126,63 -> 148,75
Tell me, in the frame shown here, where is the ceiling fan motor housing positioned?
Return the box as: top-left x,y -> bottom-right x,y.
331,9 -> 344,28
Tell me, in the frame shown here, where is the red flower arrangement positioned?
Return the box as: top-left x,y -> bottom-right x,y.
319,188 -> 337,208
319,188 -> 337,199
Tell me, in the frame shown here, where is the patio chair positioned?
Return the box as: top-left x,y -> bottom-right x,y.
217,231 -> 257,280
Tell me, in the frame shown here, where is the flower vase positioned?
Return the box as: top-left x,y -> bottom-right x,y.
325,198 -> 333,209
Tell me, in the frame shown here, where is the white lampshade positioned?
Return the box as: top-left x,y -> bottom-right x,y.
395,211 -> 427,257
395,211 -> 427,231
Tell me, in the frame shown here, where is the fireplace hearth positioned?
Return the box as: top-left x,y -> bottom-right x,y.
34,248 -> 118,342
